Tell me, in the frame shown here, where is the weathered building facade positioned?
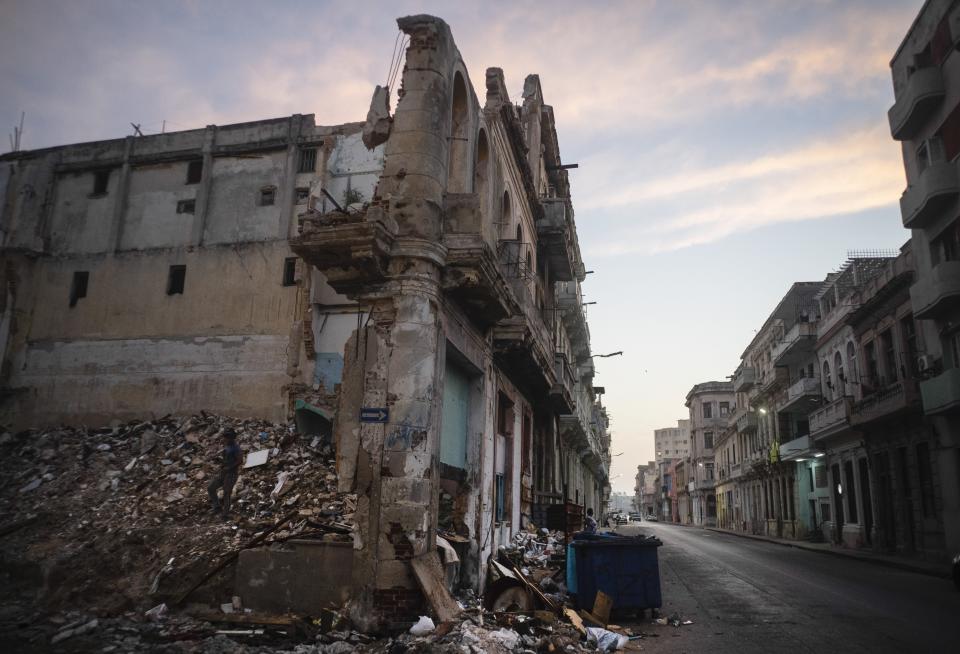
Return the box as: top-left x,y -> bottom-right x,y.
888,0 -> 960,563
0,15 -> 611,631
685,382 -> 733,527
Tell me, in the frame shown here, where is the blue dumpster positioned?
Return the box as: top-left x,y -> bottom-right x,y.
568,534 -> 662,612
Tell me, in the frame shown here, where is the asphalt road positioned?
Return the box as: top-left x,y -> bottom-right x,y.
603,522 -> 960,653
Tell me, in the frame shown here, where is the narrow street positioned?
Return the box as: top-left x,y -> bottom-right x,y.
610,522 -> 960,653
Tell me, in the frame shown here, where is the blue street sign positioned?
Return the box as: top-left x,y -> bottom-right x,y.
359,407 -> 389,423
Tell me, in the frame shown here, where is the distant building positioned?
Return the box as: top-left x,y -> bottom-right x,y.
686,382 -> 734,527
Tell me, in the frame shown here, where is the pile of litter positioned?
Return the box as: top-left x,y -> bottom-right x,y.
0,413 -> 355,614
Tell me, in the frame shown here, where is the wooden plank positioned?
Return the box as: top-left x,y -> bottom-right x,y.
510,564 -> 557,612
592,590 -> 613,625
410,551 -> 461,623
564,607 -> 586,636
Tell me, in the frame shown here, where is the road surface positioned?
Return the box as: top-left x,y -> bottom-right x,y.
601,521 -> 960,653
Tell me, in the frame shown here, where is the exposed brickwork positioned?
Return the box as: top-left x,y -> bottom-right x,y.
372,587 -> 425,628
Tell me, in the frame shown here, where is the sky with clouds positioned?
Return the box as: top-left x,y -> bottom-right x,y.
0,0 -> 923,492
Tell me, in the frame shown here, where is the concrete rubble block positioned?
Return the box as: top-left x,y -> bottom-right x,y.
362,85 -> 393,151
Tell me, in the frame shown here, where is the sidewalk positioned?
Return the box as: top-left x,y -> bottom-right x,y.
705,526 -> 950,578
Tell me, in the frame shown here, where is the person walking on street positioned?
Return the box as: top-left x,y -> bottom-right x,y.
208,429 -> 241,520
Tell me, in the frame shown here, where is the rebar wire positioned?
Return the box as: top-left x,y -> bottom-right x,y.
385,30 -> 403,86
387,36 -> 408,90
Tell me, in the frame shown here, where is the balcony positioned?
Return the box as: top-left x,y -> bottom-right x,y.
755,366 -> 789,399
780,376 -> 821,415
920,367 -> 960,415
556,281 -> 590,358
733,367 -> 756,393
735,410 -> 758,433
439,194 -> 520,326
537,198 -> 579,282
291,206 -> 396,296
911,260 -> 960,320
549,353 -> 576,414
771,322 -> 817,366
779,435 -> 818,462
888,67 -> 945,141
850,379 -> 921,426
810,396 -> 852,441
730,462 -> 742,479
900,160 -> 959,230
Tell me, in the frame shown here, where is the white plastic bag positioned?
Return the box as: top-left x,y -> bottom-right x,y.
409,615 -> 435,636
586,626 -> 629,651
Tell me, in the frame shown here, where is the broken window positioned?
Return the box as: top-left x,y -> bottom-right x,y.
259,186 -> 276,206
186,160 -> 203,185
176,199 -> 196,214
92,170 -> 110,196
494,474 -> 506,523
282,257 -> 297,287
719,401 -> 730,416
69,271 -> 89,307
167,265 -> 186,295
295,187 -> 309,204
298,148 -> 317,173
441,360 -> 471,470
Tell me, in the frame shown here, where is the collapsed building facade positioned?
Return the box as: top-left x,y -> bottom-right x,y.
0,15 -> 611,631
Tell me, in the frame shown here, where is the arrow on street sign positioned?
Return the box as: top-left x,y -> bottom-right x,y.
359,407 -> 389,423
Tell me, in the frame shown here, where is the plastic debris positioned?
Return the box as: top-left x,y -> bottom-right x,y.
244,449 -> 270,468
409,615 -> 436,636
586,626 -> 629,651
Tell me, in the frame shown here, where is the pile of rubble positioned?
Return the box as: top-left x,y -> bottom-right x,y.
0,413 -> 355,615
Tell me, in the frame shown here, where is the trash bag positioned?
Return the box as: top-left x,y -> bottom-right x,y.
409,615 -> 435,636
586,627 -> 629,651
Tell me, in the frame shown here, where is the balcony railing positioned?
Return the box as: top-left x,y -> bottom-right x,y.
733,367 -> 756,393
771,322 -> 817,366
810,396 -> 852,439
888,67 -> 945,141
780,376 -> 821,415
900,160 -> 959,230
911,260 -> 960,320
920,367 -> 960,415
736,410 -> 758,433
850,379 -> 920,426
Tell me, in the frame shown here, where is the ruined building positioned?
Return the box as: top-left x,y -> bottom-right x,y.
0,15 -> 611,630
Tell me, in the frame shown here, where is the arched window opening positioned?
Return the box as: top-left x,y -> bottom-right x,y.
447,72 -> 470,193
516,224 -> 522,242
501,191 -> 511,239
846,342 -> 857,388
474,129 -> 489,218
834,351 -> 845,394
822,361 -> 832,400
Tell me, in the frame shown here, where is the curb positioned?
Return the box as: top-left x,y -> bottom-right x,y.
705,527 -> 950,579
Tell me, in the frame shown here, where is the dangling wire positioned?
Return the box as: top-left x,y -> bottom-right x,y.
384,30 -> 403,87
386,36 -> 408,91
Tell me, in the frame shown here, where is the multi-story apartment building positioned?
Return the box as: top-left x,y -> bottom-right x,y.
888,0 -> 960,563
654,420 -> 691,462
809,256 -> 894,548
0,15 -> 612,630
685,382 -> 734,526
634,460 -> 657,516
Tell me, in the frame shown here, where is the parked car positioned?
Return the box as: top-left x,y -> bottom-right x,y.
629,512 -> 642,523
644,514 -> 659,522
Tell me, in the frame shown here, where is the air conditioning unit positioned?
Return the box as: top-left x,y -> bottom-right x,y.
917,355 -> 935,373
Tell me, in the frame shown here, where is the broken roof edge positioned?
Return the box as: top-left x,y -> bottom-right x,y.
1,115 -> 366,162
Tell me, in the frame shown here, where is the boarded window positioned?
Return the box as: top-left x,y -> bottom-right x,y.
92,170 -> 110,195
69,271 -> 89,307
167,265 -> 186,295
176,199 -> 195,214
440,361 -> 470,470
282,257 -> 297,287
298,148 -> 317,173
186,160 -> 203,184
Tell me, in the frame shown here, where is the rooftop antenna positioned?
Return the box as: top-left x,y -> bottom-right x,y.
130,122 -> 144,137
8,111 -> 24,152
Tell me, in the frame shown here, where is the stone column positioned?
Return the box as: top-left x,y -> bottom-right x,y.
346,15 -> 457,631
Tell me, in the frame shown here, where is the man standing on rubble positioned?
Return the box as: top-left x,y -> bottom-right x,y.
208,429 -> 241,520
